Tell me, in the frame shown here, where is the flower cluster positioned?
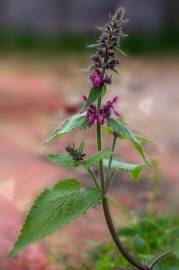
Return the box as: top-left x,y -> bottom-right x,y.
84,96 -> 120,126
89,7 -> 127,87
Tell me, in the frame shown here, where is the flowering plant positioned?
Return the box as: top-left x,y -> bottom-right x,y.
8,8 -> 171,270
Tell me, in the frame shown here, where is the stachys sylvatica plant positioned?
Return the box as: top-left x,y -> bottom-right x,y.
8,8 -> 172,270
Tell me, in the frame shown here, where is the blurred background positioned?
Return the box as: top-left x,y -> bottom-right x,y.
0,1 -> 179,269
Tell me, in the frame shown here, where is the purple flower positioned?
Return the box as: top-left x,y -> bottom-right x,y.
90,69 -> 104,87
84,96 -> 120,126
104,75 -> 112,84
97,109 -> 106,125
103,96 -> 120,118
82,95 -> 88,101
91,54 -> 100,63
106,59 -> 120,69
87,104 -> 97,125
88,8 -> 127,86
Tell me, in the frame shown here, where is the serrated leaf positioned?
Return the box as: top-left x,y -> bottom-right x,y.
43,113 -> 88,144
8,179 -> 100,257
103,159 -> 145,181
133,234 -> 150,255
82,150 -> 112,168
48,153 -> 80,168
107,118 -> 151,165
103,116 -> 151,144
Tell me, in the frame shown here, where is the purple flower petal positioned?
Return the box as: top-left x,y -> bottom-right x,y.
112,96 -> 118,103
90,69 -> 104,87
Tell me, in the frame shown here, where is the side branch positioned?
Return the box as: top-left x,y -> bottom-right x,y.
87,168 -> 100,190
106,134 -> 117,190
149,250 -> 172,269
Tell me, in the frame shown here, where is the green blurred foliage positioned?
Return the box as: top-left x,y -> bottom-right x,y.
0,30 -> 178,55
87,214 -> 179,270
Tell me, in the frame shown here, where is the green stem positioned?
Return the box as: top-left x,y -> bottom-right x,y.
97,97 -> 106,194
87,168 -> 100,191
96,98 -> 148,270
106,135 -> 117,190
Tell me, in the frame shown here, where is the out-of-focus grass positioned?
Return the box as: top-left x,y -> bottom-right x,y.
123,30 -> 179,54
0,30 -> 178,56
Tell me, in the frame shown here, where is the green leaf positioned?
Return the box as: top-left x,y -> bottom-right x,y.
43,113 -> 88,144
82,150 -> 112,168
48,153 -> 80,168
107,118 -> 151,165
133,234 -> 150,255
8,179 -> 100,257
103,159 -> 145,181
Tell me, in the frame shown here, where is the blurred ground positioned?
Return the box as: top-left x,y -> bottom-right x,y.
0,54 -> 179,268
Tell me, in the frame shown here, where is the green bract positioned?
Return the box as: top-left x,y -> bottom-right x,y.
9,179 -> 100,257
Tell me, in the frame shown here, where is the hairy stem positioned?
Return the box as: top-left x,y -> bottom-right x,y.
106,135 -> 117,190
97,97 -> 106,194
96,97 -> 148,270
